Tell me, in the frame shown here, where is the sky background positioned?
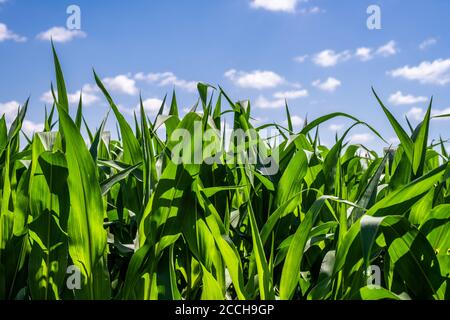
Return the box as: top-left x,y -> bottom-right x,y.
1,0 -> 450,152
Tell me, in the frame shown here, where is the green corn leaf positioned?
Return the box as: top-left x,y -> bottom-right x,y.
412,99 -> 432,176
51,43 -> 69,113
279,197 -> 327,300
56,106 -> 111,299
94,70 -> 143,165
372,88 -> 414,165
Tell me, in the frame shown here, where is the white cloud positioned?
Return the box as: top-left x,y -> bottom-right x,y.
40,91 -> 54,105
405,107 -> 425,121
22,120 -> 44,135
255,88 -> 308,109
312,49 -> 351,67
273,89 -> 308,99
135,72 -> 197,92
254,96 -> 285,109
4,117 -> 44,136
0,23 -> 26,42
103,75 -> 138,95
37,26 -> 86,43
355,47 -> 373,61
68,90 -> 99,106
117,98 -> 164,117
283,115 -> 304,130
388,137 -> 400,145
349,133 -> 374,144
405,107 -> 450,121
40,84 -> 100,106
388,91 -> 428,106
68,84 -> 100,106
139,98 -> 164,114
312,41 -> 397,66
388,58 -> 450,85
376,40 -> 398,57
224,69 -> 285,89
312,77 -> 341,92
357,41 -> 398,61
419,38 -> 437,50
117,105 -> 135,116
329,123 -> 344,131
0,100 -> 20,119
293,55 -> 308,63
250,0 -> 299,13
290,115 -> 304,127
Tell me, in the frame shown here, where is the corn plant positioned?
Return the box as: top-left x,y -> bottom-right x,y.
0,45 -> 449,300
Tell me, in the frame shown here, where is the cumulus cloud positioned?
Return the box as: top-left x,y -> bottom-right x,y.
37,26 -> 86,43
0,23 -> 26,42
290,115 -> 304,127
250,0 -> 299,13
376,40 -> 398,57
224,69 -> 285,89
328,123 -> 344,131
250,0 -> 321,14
0,100 -> 21,119
355,47 -> 373,61
118,98 -> 164,116
406,106 -> 450,121
313,41 -> 398,66
135,72 -> 198,92
254,96 -> 285,109
312,50 -> 351,67
139,98 -> 164,113
388,137 -> 401,145
40,91 -> 54,105
349,133 -> 374,144
273,89 -> 308,99
405,107 -> 426,121
68,91 -> 99,106
103,74 -> 138,95
1,102 -> 44,135
254,87 -> 308,109
67,84 -> 100,106
312,77 -> 341,92
419,38 -> 437,50
388,91 -> 428,106
388,58 -> 450,85
22,120 -> 44,135
40,84 -> 100,106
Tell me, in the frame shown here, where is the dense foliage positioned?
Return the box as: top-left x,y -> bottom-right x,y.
0,46 -> 449,300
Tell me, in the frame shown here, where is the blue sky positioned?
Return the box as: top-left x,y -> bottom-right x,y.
1,0 -> 450,152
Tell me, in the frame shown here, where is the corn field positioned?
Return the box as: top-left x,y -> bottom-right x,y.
0,46 -> 449,300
